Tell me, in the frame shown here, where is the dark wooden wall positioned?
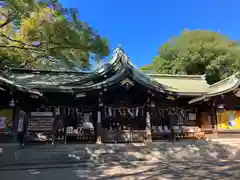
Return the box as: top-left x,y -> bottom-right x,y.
214,92 -> 240,110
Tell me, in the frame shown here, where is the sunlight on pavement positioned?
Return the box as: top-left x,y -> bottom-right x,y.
28,169 -> 40,175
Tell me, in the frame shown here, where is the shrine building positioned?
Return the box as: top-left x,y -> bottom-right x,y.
0,47 -> 239,143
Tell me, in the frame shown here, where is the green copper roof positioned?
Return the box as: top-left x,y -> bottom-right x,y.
0,74 -> 42,96
149,74 -> 209,95
6,70 -> 89,88
1,47 -> 210,96
189,73 -> 240,104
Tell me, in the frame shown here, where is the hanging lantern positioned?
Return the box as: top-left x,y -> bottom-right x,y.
9,99 -> 15,107
217,104 -> 225,113
150,101 -> 155,107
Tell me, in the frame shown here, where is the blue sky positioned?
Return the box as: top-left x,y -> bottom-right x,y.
59,0 -> 240,67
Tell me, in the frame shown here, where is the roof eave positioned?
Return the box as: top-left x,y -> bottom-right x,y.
177,92 -> 206,97
189,80 -> 240,104
0,76 -> 42,97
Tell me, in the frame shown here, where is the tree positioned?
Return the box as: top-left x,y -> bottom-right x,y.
0,0 -> 109,69
141,30 -> 240,84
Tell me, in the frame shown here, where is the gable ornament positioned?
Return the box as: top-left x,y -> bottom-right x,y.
120,78 -> 134,90
234,88 -> 240,98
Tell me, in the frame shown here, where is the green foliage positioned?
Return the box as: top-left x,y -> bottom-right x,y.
141,30 -> 240,84
0,0 -> 109,69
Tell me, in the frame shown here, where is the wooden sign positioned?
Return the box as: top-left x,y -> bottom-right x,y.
188,113 -> 196,121
30,112 -> 53,117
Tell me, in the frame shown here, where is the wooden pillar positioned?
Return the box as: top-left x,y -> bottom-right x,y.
96,95 -> 103,144
145,95 -> 153,142
63,126 -> 67,144
12,106 -> 20,134
211,103 -> 217,131
52,107 -> 63,145
96,111 -> 102,144
52,107 -> 56,145
23,111 -> 29,145
145,110 -> 152,142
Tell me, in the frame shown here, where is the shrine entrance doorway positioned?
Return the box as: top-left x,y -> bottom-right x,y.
101,103 -> 146,143
100,81 -> 148,143
53,107 -> 97,144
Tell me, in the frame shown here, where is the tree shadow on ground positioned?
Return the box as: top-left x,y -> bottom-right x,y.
1,140 -> 240,179
76,140 -> 240,179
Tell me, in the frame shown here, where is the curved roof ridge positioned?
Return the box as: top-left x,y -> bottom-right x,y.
7,45 -> 126,75
7,68 -> 90,74
189,72 -> 240,104
208,72 -> 240,88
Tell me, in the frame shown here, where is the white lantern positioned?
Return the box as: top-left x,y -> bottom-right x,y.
9,99 -> 15,107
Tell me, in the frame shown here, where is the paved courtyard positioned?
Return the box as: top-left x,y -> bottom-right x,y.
1,140 -> 240,179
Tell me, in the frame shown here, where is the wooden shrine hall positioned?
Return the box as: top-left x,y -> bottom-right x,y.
0,47 -> 218,143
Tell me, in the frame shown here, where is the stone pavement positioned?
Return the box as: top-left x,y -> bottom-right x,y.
1,140 -> 240,167
0,143 -> 90,168
2,159 -> 240,180
1,140 -> 240,179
